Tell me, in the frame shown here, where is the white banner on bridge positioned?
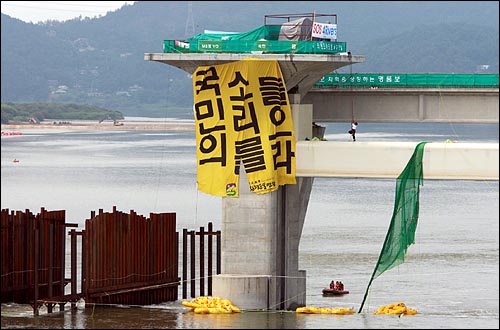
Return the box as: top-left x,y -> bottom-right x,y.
312,22 -> 337,40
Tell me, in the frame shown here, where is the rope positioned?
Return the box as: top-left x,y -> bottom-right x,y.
349,52 -> 354,122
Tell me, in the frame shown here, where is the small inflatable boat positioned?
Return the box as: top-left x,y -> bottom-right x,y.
322,288 -> 349,295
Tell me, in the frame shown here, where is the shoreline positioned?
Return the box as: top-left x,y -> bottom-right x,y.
1,122 -> 196,131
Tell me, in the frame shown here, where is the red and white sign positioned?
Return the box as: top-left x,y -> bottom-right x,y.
312,22 -> 337,40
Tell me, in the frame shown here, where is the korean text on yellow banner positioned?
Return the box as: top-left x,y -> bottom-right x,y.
193,59 -> 296,197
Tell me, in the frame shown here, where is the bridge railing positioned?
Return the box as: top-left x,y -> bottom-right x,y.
314,73 -> 499,89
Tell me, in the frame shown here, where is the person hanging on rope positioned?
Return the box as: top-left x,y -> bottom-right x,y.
349,120 -> 358,142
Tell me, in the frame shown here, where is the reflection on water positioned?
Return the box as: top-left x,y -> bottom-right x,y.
1,121 -> 498,329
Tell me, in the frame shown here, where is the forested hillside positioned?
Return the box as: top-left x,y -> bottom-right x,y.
1,102 -> 123,124
1,1 -> 498,117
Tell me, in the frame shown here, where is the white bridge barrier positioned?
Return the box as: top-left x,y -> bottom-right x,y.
296,141 -> 499,180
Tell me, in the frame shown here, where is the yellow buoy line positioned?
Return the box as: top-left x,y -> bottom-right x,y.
296,301 -> 417,315
182,297 -> 417,316
296,306 -> 356,314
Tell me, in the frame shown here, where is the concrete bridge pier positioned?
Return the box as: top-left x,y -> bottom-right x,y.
212,95 -> 316,311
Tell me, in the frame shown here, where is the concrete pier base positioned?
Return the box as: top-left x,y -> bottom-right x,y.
212,271 -> 306,311
212,275 -> 275,310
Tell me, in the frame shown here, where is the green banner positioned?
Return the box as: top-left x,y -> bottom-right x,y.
255,40 -> 268,51
316,73 -> 499,88
164,39 -> 346,54
196,40 -> 222,52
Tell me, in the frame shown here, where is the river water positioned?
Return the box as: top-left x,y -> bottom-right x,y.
1,119 -> 498,329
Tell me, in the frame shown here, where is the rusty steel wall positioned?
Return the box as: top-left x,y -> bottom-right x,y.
84,207 -> 179,305
182,222 -> 221,299
1,208 -> 68,304
2,206 -> 221,310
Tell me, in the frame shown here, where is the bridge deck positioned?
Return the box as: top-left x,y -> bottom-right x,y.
296,141 -> 499,180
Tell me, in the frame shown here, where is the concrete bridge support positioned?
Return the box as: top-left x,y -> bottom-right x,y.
212,95 -> 316,310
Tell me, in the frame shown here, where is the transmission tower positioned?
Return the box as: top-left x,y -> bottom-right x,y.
185,1 -> 195,38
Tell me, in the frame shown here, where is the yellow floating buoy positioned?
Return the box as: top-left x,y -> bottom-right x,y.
373,302 -> 417,315
332,307 -> 356,315
296,306 -> 355,315
182,296 -> 241,314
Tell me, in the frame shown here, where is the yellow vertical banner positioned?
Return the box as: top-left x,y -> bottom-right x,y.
193,58 -> 296,197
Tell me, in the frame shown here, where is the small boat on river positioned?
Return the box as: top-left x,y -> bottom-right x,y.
322,288 -> 349,296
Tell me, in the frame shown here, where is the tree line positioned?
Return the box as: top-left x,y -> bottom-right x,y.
1,102 -> 123,124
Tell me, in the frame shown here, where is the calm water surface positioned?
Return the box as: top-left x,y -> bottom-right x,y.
1,120 -> 498,329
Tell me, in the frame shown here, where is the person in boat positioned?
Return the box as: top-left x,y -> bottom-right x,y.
330,280 -> 335,289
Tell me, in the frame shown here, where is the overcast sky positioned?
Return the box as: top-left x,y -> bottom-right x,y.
1,1 -> 135,23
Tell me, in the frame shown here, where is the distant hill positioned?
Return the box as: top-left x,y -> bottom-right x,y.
1,1 -> 498,117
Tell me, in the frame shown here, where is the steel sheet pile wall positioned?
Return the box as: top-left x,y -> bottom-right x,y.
1,208 -> 67,304
182,222 -> 221,299
84,207 -> 179,305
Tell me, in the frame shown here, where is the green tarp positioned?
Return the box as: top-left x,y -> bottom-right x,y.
358,141 -> 427,313
188,25 -> 281,41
